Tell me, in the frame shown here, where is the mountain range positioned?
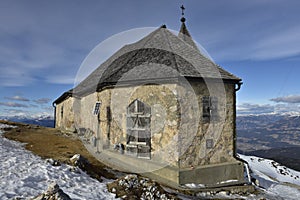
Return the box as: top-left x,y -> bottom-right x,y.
237,113 -> 300,171
237,113 -> 300,152
0,115 -> 54,128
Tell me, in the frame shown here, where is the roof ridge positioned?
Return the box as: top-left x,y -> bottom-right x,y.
161,28 -> 181,73
178,22 -> 199,51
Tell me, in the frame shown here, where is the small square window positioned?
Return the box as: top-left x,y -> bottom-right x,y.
206,139 -> 214,149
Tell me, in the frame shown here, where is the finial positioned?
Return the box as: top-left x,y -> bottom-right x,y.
160,24 -> 167,28
180,5 -> 185,16
180,5 -> 186,23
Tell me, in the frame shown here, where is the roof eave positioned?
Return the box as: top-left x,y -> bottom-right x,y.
53,89 -> 73,105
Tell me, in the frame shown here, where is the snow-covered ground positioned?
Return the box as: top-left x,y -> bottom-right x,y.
0,123 -> 118,200
1,123 -> 300,200
239,154 -> 300,200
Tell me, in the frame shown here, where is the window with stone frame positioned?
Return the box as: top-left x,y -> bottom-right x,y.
202,96 -> 218,122
126,99 -> 151,158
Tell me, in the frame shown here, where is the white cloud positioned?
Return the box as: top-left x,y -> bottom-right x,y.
270,95 -> 300,104
0,66 -> 36,86
237,103 -> 274,115
199,1 -> 300,62
2,109 -> 28,117
237,101 -> 300,115
34,98 -> 51,104
211,25 -> 300,62
251,26 -> 300,60
0,102 -> 29,108
4,95 -> 30,102
45,75 -> 76,85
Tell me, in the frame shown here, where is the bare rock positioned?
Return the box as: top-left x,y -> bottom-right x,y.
69,154 -> 89,169
107,174 -> 178,200
31,182 -> 72,200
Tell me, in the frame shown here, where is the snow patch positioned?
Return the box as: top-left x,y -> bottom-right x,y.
239,154 -> 300,200
0,123 -> 118,200
239,154 -> 300,186
184,183 -> 205,189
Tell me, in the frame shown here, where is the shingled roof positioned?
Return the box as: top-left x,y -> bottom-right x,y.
54,22 -> 241,103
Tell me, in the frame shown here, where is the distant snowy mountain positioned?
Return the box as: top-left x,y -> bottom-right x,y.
0,114 -> 54,127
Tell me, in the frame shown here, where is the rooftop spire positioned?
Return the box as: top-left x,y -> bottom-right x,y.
178,5 -> 198,50
180,5 -> 186,22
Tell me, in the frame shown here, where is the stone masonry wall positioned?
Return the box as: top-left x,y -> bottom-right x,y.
178,81 -> 237,168
69,83 -> 180,166
108,84 -> 180,166
76,93 -> 99,135
55,97 -> 75,132
56,80 -> 238,169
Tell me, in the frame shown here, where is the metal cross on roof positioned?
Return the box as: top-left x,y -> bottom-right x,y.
180,5 -> 185,16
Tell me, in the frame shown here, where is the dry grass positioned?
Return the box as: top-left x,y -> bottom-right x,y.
1,120 -> 116,180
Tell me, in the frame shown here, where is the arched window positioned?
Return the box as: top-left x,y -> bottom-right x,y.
126,99 -> 151,159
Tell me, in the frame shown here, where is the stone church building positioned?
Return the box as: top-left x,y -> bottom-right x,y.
53,15 -> 244,187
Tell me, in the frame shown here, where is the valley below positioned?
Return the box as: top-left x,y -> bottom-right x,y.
237,113 -> 300,171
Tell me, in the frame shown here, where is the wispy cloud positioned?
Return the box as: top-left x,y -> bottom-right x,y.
45,75 -> 76,85
237,101 -> 300,115
250,26 -> 300,60
200,1 -> 300,62
4,95 -> 30,102
1,108 -> 53,118
34,98 -> 51,104
270,95 -> 300,104
211,25 -> 300,62
237,103 -> 275,115
0,1 -> 91,87
0,102 -> 29,108
2,109 -> 28,117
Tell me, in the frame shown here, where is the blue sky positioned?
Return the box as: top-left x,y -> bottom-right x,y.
1,0 -> 300,117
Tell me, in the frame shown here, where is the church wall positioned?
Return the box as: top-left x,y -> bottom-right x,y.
104,83 -> 180,166
77,93 -> 99,135
56,81 -> 238,170
55,97 -> 75,132
96,89 -> 113,147
178,81 -> 237,168
71,91 -> 112,151
71,83 -> 180,166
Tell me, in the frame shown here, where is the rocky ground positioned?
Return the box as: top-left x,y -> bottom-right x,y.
107,174 -> 179,200
0,120 -> 180,199
1,120 -> 116,181
3,120 -> 299,200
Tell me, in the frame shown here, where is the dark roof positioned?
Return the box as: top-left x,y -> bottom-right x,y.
54,23 -> 241,104
53,89 -> 73,104
178,20 -> 199,50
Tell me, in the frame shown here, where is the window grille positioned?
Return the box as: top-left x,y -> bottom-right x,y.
202,96 -> 218,122
93,102 -> 101,115
126,99 -> 151,159
206,139 -> 214,149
